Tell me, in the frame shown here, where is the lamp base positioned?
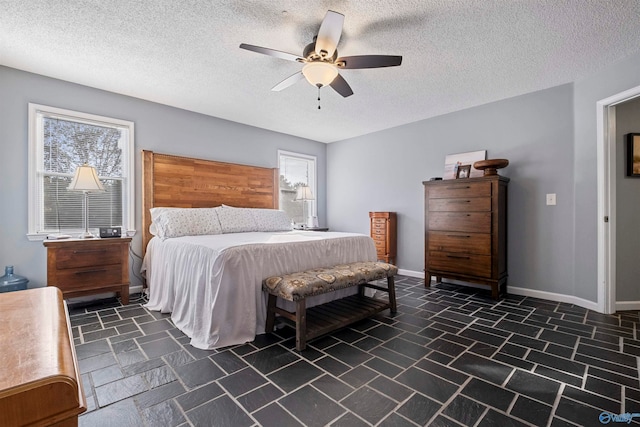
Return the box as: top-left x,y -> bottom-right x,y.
77,231 -> 97,239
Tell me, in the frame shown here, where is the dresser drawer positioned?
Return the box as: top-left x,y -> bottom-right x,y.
54,266 -> 123,292
372,227 -> 386,236
428,181 -> 491,199
428,231 -> 491,255
428,197 -> 491,212
374,239 -> 387,250
428,212 -> 491,233
428,252 -> 491,277
55,246 -> 122,269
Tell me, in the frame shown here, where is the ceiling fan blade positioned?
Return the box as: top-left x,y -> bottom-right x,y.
336,55 -> 403,69
315,10 -> 344,58
329,73 -> 353,97
271,72 -> 305,92
239,43 -> 304,62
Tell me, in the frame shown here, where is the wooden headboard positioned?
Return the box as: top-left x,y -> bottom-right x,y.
141,150 -> 279,255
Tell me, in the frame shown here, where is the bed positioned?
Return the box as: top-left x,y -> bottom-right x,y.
140,151 -> 377,349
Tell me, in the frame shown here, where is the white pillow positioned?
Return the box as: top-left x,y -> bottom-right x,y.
251,209 -> 292,232
150,207 -> 222,239
216,207 -> 258,233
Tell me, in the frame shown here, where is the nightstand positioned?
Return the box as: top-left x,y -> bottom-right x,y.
43,237 -> 132,304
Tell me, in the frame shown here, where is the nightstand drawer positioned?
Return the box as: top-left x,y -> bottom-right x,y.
55,247 -> 122,269
54,266 -> 123,292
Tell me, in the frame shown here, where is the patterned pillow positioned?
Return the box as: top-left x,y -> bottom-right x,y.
216,207 -> 258,233
251,209 -> 292,232
151,207 -> 222,239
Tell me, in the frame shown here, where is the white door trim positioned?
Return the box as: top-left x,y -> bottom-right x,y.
596,85 -> 640,313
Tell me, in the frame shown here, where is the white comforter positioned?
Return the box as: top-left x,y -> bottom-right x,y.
142,231 -> 377,349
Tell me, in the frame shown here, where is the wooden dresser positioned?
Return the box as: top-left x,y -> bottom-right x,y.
369,212 -> 397,265
43,237 -> 131,304
423,176 -> 508,299
0,287 -> 86,426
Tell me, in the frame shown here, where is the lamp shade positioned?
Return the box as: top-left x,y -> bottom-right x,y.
302,62 -> 338,87
295,186 -> 314,201
67,164 -> 106,192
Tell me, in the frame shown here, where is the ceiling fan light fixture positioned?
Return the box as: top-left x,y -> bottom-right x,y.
302,62 -> 338,87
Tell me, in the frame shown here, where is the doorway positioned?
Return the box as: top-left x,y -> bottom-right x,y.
597,85 -> 640,313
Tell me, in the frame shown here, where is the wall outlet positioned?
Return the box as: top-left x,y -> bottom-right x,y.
546,193 -> 557,206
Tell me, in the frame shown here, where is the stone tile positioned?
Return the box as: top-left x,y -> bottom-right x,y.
242,344 -> 300,374
173,357 -> 226,389
478,409 -> 529,427
340,386 -> 397,424
95,375 -> 148,407
396,393 -> 440,426
141,399 -> 186,427
79,398 -> 143,427
461,378 -> 516,411
186,395 -> 254,427
219,366 -> 268,397
253,403 -> 304,427
450,352 -> 513,385
510,395 -> 553,426
134,381 -> 186,409
175,382 -> 225,411
323,342 -> 372,367
237,383 -> 283,413
506,370 -> 560,405
268,359 -> 323,392
279,385 -> 346,427
311,374 -> 354,401
396,367 -> 459,403
139,336 -> 182,359
442,394 -> 486,426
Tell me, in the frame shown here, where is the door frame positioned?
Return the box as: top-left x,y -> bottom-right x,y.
596,84 -> 640,313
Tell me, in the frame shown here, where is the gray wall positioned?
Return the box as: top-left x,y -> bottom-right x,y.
0,65 -> 327,289
327,84 -> 576,296
328,48 -> 640,304
615,98 -> 640,301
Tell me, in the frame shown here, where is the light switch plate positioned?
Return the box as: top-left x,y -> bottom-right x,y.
546,193 -> 557,206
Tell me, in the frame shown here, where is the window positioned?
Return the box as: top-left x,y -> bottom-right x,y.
28,104 -> 134,240
278,150 -> 316,225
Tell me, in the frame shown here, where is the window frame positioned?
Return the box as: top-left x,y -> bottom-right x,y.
277,150 -> 317,222
27,103 -> 135,241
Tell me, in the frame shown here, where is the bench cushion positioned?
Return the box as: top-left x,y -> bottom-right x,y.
263,261 -> 398,301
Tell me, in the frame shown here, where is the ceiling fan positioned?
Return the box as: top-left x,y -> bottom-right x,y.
239,10 -> 402,99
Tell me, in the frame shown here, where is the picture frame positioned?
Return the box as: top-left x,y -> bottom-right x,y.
456,165 -> 471,179
626,133 -> 640,177
443,150 -> 486,180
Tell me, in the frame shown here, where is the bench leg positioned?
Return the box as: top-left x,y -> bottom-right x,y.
265,294 -> 277,333
295,299 -> 307,351
387,276 -> 397,314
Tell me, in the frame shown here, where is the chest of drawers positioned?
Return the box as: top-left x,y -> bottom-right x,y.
43,237 -> 131,304
369,212 -> 397,265
423,176 -> 508,299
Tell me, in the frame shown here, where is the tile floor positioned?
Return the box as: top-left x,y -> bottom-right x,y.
69,276 -> 640,426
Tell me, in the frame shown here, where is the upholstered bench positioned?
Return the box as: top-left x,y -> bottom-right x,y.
263,261 -> 398,351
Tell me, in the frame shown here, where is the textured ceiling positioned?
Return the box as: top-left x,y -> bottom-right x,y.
2,1 -> 640,143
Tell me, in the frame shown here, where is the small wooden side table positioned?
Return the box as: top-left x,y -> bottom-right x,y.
43,237 -> 132,304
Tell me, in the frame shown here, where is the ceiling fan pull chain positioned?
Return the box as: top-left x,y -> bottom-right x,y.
317,85 -> 321,110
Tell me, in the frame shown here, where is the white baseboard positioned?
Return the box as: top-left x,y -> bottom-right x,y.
508,286 -> 599,312
397,269 -> 425,279
615,300 -> 640,312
